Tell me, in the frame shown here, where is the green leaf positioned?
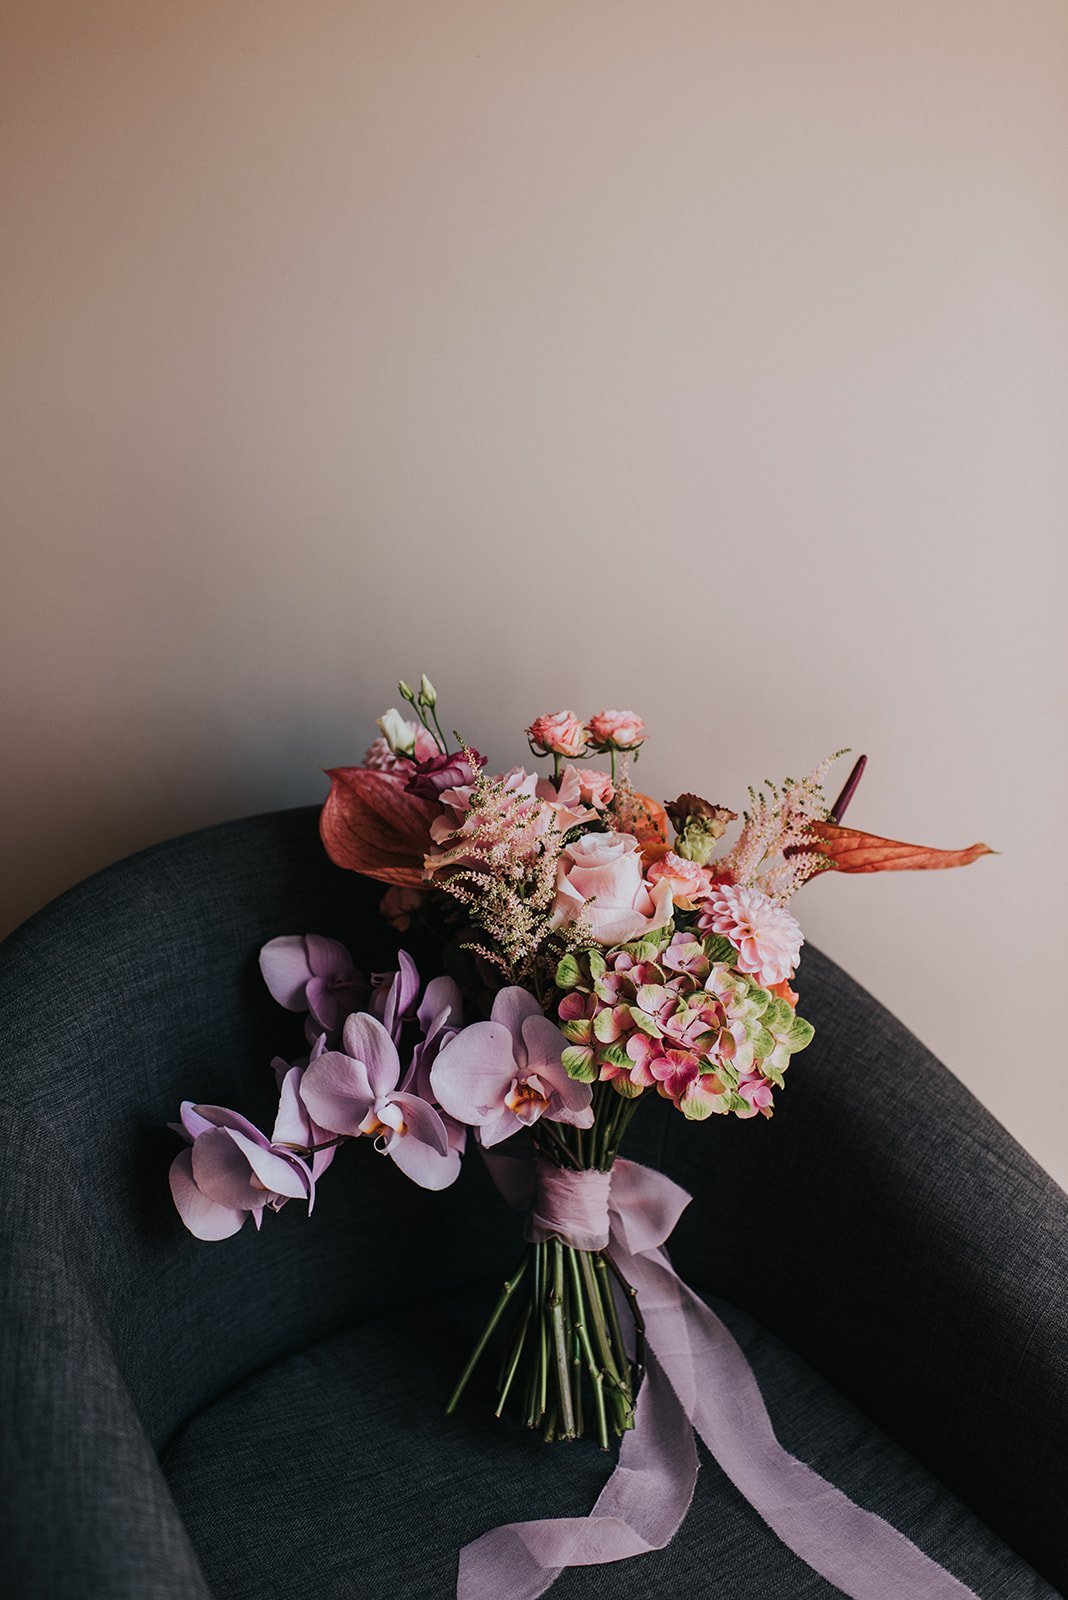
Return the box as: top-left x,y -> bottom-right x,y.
555,953 -> 583,991
561,1045 -> 597,1082
593,1009 -> 623,1044
786,1016 -> 815,1051
702,934 -> 738,966
752,1027 -> 775,1061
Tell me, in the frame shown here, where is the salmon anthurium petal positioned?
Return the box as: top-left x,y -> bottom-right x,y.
809,822 -> 994,873
319,766 -> 440,885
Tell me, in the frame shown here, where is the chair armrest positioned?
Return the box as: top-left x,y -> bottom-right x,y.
650,948 -> 1068,1594
0,1107 -> 213,1600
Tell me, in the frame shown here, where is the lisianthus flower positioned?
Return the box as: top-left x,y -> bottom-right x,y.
587,709 -> 645,751
574,768 -> 614,809
698,883 -> 803,988
646,849 -> 712,909
534,765 -> 600,831
258,935 -> 367,1042
301,1013 -> 459,1190
551,831 -> 674,946
406,748 -> 485,801
362,722 -> 438,775
169,1103 -> 313,1241
527,711 -> 588,759
430,986 -> 593,1146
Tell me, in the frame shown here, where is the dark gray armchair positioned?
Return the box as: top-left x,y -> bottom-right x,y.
1,808 -> 1065,1598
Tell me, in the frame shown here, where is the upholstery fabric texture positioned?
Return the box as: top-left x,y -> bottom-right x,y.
0,805 -> 1065,1599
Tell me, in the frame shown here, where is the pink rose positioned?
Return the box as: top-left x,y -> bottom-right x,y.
646,849 -> 711,908
527,710 -> 588,758
587,709 -> 645,751
551,831 -> 674,946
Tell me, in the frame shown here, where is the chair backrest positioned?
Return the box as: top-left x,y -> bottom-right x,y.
0,807 -> 520,1448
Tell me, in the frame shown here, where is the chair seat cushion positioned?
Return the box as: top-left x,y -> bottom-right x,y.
162,1286 -> 1054,1600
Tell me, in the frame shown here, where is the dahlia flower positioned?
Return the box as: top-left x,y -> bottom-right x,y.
698,883 -> 803,988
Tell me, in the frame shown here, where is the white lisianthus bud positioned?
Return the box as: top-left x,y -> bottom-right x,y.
419,673 -> 437,707
376,708 -> 417,756
398,680 -> 415,702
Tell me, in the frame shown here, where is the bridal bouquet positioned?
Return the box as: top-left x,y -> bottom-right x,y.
168,677 -> 991,1596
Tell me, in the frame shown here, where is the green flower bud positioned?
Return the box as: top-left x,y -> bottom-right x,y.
419,673 -> 437,707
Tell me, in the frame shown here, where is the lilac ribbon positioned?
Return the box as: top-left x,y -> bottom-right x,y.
459,1157 -> 980,1600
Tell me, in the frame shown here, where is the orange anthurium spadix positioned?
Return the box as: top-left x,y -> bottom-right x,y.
320,767 -> 439,886
809,822 -> 994,874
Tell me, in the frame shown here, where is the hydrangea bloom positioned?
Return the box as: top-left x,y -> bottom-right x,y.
555,931 -> 813,1121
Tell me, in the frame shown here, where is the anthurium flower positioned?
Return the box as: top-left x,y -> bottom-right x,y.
431,987 -> 594,1146
300,1013 -> 459,1190
259,935 -> 367,1040
169,1103 -> 313,1241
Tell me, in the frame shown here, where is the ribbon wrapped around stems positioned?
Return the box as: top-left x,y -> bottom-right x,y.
459,1157 -> 979,1600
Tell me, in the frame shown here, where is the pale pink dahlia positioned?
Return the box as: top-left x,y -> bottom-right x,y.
698,883 -> 803,988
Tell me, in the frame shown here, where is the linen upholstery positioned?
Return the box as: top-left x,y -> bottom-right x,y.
0,805 -> 1064,1597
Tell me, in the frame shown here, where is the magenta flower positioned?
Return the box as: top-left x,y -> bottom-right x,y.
430,987 -> 594,1147
259,935 -> 367,1040
300,1012 -> 459,1190
169,1102 -> 313,1241
405,748 -> 485,800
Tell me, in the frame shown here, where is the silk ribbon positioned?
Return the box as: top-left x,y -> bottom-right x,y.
458,1156 -> 979,1600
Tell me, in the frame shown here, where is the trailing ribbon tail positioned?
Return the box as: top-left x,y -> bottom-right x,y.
460,1157 -> 980,1600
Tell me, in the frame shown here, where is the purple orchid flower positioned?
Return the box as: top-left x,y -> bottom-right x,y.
369,948 -> 422,1043
270,1034 -> 339,1180
300,1012 -> 460,1190
259,935 -> 367,1041
430,986 -> 594,1147
169,1102 -> 313,1241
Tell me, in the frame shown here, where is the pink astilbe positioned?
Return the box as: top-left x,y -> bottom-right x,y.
715,753 -> 845,903
425,756 -> 590,983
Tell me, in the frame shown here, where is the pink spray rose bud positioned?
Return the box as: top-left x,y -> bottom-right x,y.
527,710 -> 589,759
587,709 -> 645,751
551,831 -> 674,946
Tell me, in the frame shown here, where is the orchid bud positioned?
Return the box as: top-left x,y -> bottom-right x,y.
398,680 -> 416,703
419,674 -> 437,708
376,708 -> 417,756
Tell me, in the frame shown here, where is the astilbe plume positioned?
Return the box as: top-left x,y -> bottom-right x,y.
717,752 -> 846,903
426,759 -> 591,985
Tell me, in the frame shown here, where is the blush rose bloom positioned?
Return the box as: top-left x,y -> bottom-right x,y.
527,710 -> 588,758
551,831 -> 674,946
587,709 -> 645,751
646,849 -> 711,908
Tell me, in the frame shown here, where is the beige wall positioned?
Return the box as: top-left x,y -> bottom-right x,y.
2,1 -> 1065,1186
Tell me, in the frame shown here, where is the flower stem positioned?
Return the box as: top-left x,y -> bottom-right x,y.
549,1242 -> 576,1438
445,1254 -> 528,1415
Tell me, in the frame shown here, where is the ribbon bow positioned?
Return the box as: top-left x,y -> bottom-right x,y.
460,1157 -> 978,1600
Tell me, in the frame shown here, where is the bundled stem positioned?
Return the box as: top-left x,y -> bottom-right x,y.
444,1093 -> 644,1445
